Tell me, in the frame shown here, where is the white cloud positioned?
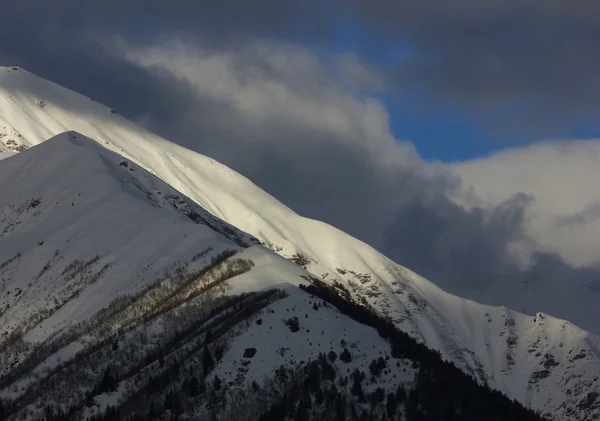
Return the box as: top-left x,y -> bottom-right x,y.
453,139 -> 600,266
115,38 -> 417,168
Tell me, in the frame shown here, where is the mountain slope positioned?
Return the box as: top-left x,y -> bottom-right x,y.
1,66 -> 599,420
0,131 -> 254,364
0,133 -> 545,421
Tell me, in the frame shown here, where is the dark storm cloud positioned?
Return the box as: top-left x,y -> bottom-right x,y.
1,1 -> 600,330
346,0 -> 600,131
382,193 -> 532,291
3,1 -> 600,128
0,0 -> 330,122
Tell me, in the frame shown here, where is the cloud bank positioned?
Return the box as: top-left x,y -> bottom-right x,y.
113,39 -> 600,329
3,0 -> 600,132
1,1 -> 600,329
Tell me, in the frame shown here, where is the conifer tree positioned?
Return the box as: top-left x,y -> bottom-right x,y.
202,346 -> 215,374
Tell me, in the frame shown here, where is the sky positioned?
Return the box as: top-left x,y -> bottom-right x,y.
3,1 -> 600,163
326,17 -> 564,162
2,1 -> 600,322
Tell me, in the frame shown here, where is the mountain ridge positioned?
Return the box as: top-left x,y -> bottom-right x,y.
0,130 -> 545,421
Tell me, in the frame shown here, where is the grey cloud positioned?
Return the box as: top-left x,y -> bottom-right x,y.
3,0 -> 600,131
0,1 -> 327,121
347,0 -> 600,132
202,105 -> 600,329
556,203 -> 600,227
382,189 -> 600,328
118,41 -> 600,330
1,1 -> 600,331
382,192 -> 533,292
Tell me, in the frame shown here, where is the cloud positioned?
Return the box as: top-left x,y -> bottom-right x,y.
111,38 -> 426,244
107,39 -> 600,331
1,2 -> 600,330
453,139 -> 600,267
347,0 -> 600,133
556,204 -> 600,228
116,39 -> 404,158
3,1 -> 600,133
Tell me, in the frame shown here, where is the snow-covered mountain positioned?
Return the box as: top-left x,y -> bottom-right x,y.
0,133 -> 539,421
0,65 -> 598,420
0,132 -> 412,420
0,131 -> 254,345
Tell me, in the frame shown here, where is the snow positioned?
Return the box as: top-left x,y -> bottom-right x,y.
0,151 -> 16,160
1,65 -> 599,420
226,247 -> 307,295
0,131 -> 244,347
214,287 -> 416,390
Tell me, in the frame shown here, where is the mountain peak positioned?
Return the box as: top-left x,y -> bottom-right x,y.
0,130 -> 263,346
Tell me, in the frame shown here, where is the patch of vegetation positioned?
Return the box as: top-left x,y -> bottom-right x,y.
298,282 -> 547,421
284,317 -> 300,333
261,241 -> 283,253
289,253 -> 311,269
243,348 -> 257,358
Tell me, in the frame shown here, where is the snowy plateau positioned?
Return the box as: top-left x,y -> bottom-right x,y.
0,66 -> 597,421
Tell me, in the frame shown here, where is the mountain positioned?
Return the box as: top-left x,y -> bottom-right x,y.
0,132 -> 543,421
0,65 -> 598,420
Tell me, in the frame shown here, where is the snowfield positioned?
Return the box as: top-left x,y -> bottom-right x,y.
213,286 -> 416,390
0,65 -> 599,420
0,131 -> 254,343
